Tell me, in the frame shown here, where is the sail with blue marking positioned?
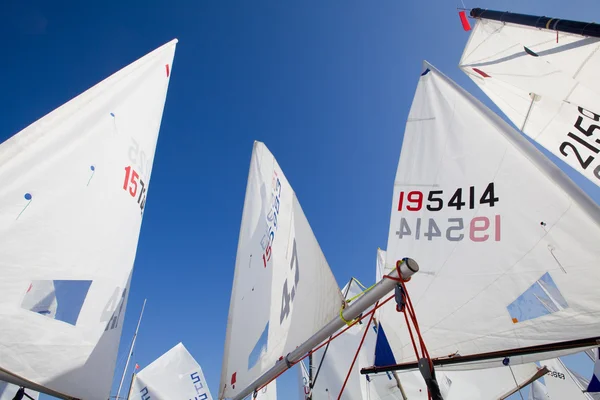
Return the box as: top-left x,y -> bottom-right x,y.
0,39 -> 177,400
130,343 -> 214,400
219,142 -> 343,400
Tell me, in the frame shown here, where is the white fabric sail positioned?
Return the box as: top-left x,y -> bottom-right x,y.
219,141 -> 343,399
0,39 -> 177,400
529,380 -> 550,400
381,62 -> 600,371
459,18 -> 600,187
541,358 -> 593,400
129,343 -> 213,400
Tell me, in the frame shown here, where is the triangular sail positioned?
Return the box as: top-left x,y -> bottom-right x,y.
0,39 -> 177,400
130,343 -> 213,400
219,142 -> 343,399
381,62 -> 600,371
541,358 -> 593,399
459,17 -> 600,187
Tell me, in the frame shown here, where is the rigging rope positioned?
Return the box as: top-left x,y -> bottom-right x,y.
336,301 -> 379,400
383,260 -> 437,400
253,294 -> 396,394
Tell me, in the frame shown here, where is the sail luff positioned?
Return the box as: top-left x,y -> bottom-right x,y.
229,264 -> 415,400
469,8 -> 600,39
218,142 -> 259,399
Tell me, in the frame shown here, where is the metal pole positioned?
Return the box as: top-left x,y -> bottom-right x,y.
470,8 -> 600,39
229,259 -> 419,400
360,336 -> 600,374
126,372 -> 136,400
116,299 -> 147,400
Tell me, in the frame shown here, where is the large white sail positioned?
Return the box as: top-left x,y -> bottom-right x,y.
219,142 -> 343,399
129,343 -> 213,400
380,62 -> 600,372
0,39 -> 177,400
459,18 -> 600,187
541,358 -> 595,400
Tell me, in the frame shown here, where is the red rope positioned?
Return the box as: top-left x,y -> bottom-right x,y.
384,260 -> 433,400
253,294 -> 396,393
337,301 -> 379,400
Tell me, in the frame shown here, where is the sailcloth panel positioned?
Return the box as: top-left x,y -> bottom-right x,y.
529,380 -> 550,400
460,18 -> 600,187
129,343 -> 213,400
383,62 -> 600,369
219,141 -> 343,399
0,39 -> 177,400
540,358 -> 592,400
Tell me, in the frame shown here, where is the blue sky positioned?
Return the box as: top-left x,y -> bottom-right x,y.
1,0 -> 599,399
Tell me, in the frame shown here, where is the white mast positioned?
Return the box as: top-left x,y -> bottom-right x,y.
116,299 -> 146,400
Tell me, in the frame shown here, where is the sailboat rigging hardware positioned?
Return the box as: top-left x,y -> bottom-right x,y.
229,258 -> 419,400
469,8 -> 600,39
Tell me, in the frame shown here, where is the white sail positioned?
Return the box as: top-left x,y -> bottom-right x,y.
130,343 -> 213,400
219,141 -> 343,399
298,361 -> 311,400
0,39 -> 177,400
541,358 -> 593,399
381,62 -> 600,371
529,380 -> 550,400
459,18 -> 600,187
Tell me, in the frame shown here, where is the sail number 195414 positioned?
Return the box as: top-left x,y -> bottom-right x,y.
396,183 -> 500,242
397,183 -> 498,212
